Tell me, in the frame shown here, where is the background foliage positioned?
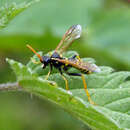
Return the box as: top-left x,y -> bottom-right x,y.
0,0 -> 130,130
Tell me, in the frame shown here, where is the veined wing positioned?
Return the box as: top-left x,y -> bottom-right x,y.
53,58 -> 101,73
55,24 -> 82,54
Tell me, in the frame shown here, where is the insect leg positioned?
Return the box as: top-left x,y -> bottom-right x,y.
76,55 -> 81,61
69,55 -> 81,61
63,65 -> 81,76
62,75 -> 69,90
45,64 -> 53,80
65,71 -> 95,105
69,55 -> 77,59
81,74 -> 95,105
66,72 -> 82,76
58,68 -> 69,90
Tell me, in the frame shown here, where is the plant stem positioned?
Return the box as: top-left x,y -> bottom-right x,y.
0,82 -> 22,91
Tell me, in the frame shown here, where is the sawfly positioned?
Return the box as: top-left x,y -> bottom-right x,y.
27,24 -> 101,104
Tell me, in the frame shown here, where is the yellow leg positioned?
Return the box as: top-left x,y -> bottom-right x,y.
76,55 -> 81,61
61,75 -> 69,90
31,58 -> 41,64
45,71 -> 51,80
81,74 -> 95,105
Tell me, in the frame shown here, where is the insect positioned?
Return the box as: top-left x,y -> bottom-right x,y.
27,24 -> 101,104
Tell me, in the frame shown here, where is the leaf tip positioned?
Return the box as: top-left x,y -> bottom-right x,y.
6,58 -> 15,65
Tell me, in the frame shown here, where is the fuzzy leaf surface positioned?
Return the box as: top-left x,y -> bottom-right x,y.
6,51 -> 130,129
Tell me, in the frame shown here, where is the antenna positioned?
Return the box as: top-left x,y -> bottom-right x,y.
26,44 -> 43,62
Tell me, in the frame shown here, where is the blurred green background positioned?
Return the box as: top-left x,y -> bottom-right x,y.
0,0 -> 130,129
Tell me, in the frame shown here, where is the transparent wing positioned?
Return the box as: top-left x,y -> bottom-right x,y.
52,58 -> 101,73
55,24 -> 82,54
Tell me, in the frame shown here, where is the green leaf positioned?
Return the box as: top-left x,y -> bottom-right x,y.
0,0 -> 40,30
6,52 -> 130,129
